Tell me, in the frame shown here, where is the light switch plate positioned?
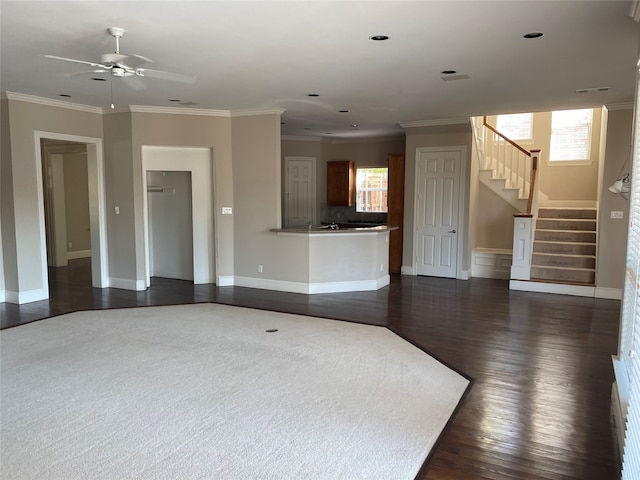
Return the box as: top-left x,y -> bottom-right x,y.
611,210 -> 624,219
222,207 -> 232,215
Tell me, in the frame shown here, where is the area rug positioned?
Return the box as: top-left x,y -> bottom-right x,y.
0,303 -> 469,479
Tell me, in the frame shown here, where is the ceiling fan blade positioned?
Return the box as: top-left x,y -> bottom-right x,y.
65,69 -> 109,78
122,75 -> 147,91
43,54 -> 108,69
136,68 -> 196,84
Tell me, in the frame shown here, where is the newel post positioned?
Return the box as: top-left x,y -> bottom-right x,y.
511,214 -> 533,280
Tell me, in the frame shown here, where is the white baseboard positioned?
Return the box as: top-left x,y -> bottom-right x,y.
595,287 -> 623,300
0,290 -> 5,303
458,269 -> 471,280
4,288 -> 49,304
472,249 -> 512,279
67,249 -> 91,260
216,275 -> 234,287
510,280 -> 623,299
234,275 -> 389,294
401,266 -> 415,275
109,277 -> 146,291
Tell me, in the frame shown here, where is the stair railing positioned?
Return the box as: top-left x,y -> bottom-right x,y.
482,116 -> 539,213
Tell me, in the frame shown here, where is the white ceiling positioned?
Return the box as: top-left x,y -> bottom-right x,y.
1,1 -> 639,138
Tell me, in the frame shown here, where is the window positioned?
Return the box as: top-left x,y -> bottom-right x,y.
356,168 -> 388,213
496,112 -> 533,140
549,108 -> 593,161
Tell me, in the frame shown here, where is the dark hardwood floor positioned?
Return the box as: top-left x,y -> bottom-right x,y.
1,258 -> 621,479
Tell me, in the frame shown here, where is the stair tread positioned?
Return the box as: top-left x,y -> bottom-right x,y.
532,265 -> 595,272
533,252 -> 596,258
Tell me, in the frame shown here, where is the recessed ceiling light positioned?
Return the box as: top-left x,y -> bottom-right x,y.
307,93 -> 320,97
339,109 -> 350,113
304,127 -> 312,130
351,124 -> 359,128
169,99 -> 181,102
441,70 -> 457,75
370,35 -> 389,41
325,132 -> 333,135
523,32 -> 543,39
281,122 -> 286,125
58,94 -> 71,97
92,77 -> 106,82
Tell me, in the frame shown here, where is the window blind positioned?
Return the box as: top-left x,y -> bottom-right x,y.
496,113 -> 533,140
549,109 -> 593,161
621,73 -> 640,480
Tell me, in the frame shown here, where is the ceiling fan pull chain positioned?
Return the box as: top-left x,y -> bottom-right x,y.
110,75 -> 115,109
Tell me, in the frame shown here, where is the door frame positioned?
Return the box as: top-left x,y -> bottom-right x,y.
283,156 -> 316,227
35,131 -> 109,296
412,145 -> 467,279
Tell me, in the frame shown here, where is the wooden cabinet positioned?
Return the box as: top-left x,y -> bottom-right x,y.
326,160 -> 355,206
387,154 -> 405,274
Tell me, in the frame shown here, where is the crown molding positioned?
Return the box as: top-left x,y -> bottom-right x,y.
399,118 -> 470,129
326,134 -> 405,144
605,102 -> 634,111
2,92 -> 103,114
231,107 -> 285,117
281,135 -> 324,142
128,105 -> 231,117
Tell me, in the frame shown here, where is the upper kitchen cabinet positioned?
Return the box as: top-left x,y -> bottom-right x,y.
327,160 -> 355,206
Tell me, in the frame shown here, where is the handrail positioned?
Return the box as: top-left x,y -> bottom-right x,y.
483,116 -> 531,157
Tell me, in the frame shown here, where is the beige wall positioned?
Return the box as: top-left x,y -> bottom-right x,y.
403,123 -> 473,274
63,152 -> 91,253
475,185 -> 518,250
597,108 -> 633,290
1,99 -> 15,294
232,114 -> 282,279
2,98 -> 103,297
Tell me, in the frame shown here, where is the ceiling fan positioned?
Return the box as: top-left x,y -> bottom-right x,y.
44,27 -> 195,100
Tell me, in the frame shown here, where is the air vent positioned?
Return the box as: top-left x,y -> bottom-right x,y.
575,87 -> 610,94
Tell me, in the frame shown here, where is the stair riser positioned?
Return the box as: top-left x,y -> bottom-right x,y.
535,230 -> 596,243
531,267 -> 595,284
531,254 -> 595,269
538,208 -> 597,219
536,219 -> 596,231
533,242 -> 596,255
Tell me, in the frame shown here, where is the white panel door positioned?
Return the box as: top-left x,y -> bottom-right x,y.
285,157 -> 316,227
415,148 -> 461,278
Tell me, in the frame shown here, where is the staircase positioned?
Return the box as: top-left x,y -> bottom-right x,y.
531,208 -> 597,285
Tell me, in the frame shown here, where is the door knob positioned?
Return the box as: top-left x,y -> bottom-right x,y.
448,229 -> 456,234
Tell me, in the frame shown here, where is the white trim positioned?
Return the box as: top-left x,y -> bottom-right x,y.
109,277 -> 146,291
231,108 -> 285,117
458,269 -> 471,280
216,275 -> 234,286
400,118 -> 470,128
0,290 -> 5,303
510,280 -> 596,297
233,276 -> 389,294
606,102 -> 634,111
67,249 -> 91,260
595,287 -> 623,300
326,135 -> 405,144
3,92 -> 103,114
472,249 -> 512,279
4,288 -> 49,304
129,105 -> 231,116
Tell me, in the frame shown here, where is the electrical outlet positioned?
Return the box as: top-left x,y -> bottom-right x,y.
115,206 -> 120,215
222,207 -> 233,215
68,242 -> 73,249
257,264 -> 263,273
611,210 -> 624,219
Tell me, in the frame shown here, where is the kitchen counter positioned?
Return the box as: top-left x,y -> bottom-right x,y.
269,225 -> 396,234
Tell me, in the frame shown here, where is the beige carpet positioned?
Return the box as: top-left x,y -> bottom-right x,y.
0,303 -> 469,479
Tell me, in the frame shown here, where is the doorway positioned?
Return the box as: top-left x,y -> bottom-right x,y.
414,147 -> 464,278
146,171 -> 194,281
35,132 -> 108,300
142,146 -> 215,287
